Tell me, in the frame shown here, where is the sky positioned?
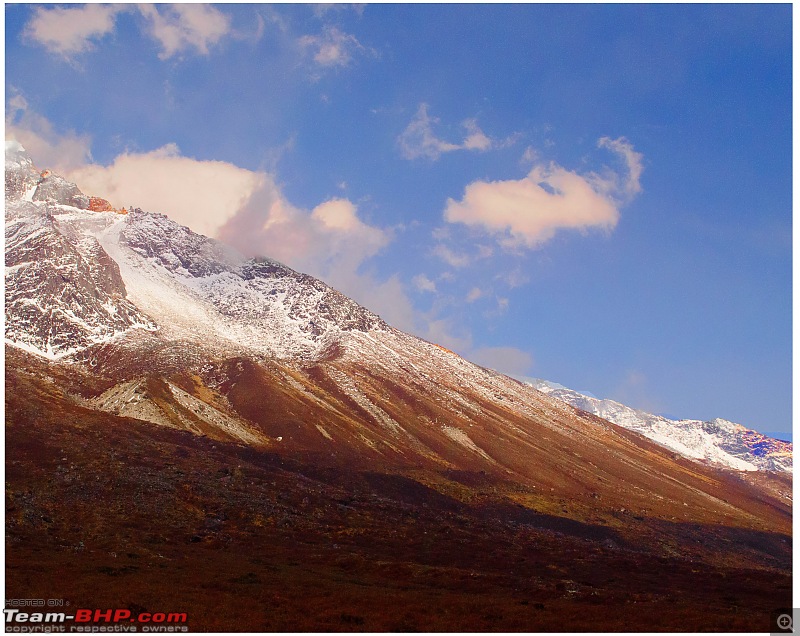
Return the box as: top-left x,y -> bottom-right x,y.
4,3 -> 793,440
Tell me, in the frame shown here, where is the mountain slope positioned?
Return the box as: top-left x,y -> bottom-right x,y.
7,348 -> 790,631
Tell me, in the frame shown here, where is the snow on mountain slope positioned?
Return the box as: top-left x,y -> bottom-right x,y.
5,146 -> 157,359
528,379 -> 792,472
90,208 -> 388,360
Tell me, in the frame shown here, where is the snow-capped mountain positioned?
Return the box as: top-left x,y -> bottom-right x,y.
4,141 -> 791,475
5,141 -> 385,362
529,379 -> 792,472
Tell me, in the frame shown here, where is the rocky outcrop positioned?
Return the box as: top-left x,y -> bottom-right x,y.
33,172 -> 91,209
88,196 -> 126,213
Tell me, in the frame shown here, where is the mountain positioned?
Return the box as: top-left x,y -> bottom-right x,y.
4,143 -> 791,632
5,141 -> 790,474
529,380 -> 792,472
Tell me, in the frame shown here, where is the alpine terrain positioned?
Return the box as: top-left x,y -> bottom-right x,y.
5,142 -> 792,632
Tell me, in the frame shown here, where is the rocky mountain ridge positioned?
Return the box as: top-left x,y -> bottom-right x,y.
529,380 -> 792,472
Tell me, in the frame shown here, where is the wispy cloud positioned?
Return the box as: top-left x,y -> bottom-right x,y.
460,119 -> 493,152
431,241 -> 493,269
465,287 -> 484,303
412,274 -> 437,293
398,104 -> 500,160
22,4 -> 124,60
138,4 -> 232,59
431,244 -> 472,268
597,136 -> 644,200
444,137 -> 644,248
612,370 -> 664,414
311,4 -> 366,19
299,25 -> 372,69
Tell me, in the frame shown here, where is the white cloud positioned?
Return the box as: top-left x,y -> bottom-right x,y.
421,318 -> 473,353
68,144 -> 261,239
461,119 -> 493,151
444,138 -> 644,248
337,272 -> 418,333
612,370 -> 664,414
298,26 -> 369,68
22,4 -> 123,59
520,146 -> 539,164
398,104 -> 498,160
219,188 -> 390,281
22,4 -> 233,61
431,241 -> 493,269
470,346 -> 534,376
138,4 -> 232,59
495,268 -> 529,289
476,244 -> 494,259
412,274 -> 437,293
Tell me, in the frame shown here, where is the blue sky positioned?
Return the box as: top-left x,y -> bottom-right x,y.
5,3 -> 792,439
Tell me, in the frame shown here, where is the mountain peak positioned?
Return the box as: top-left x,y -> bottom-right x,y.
5,156 -> 387,363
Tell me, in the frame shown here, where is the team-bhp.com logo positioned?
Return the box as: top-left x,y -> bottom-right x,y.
5,605 -> 189,633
